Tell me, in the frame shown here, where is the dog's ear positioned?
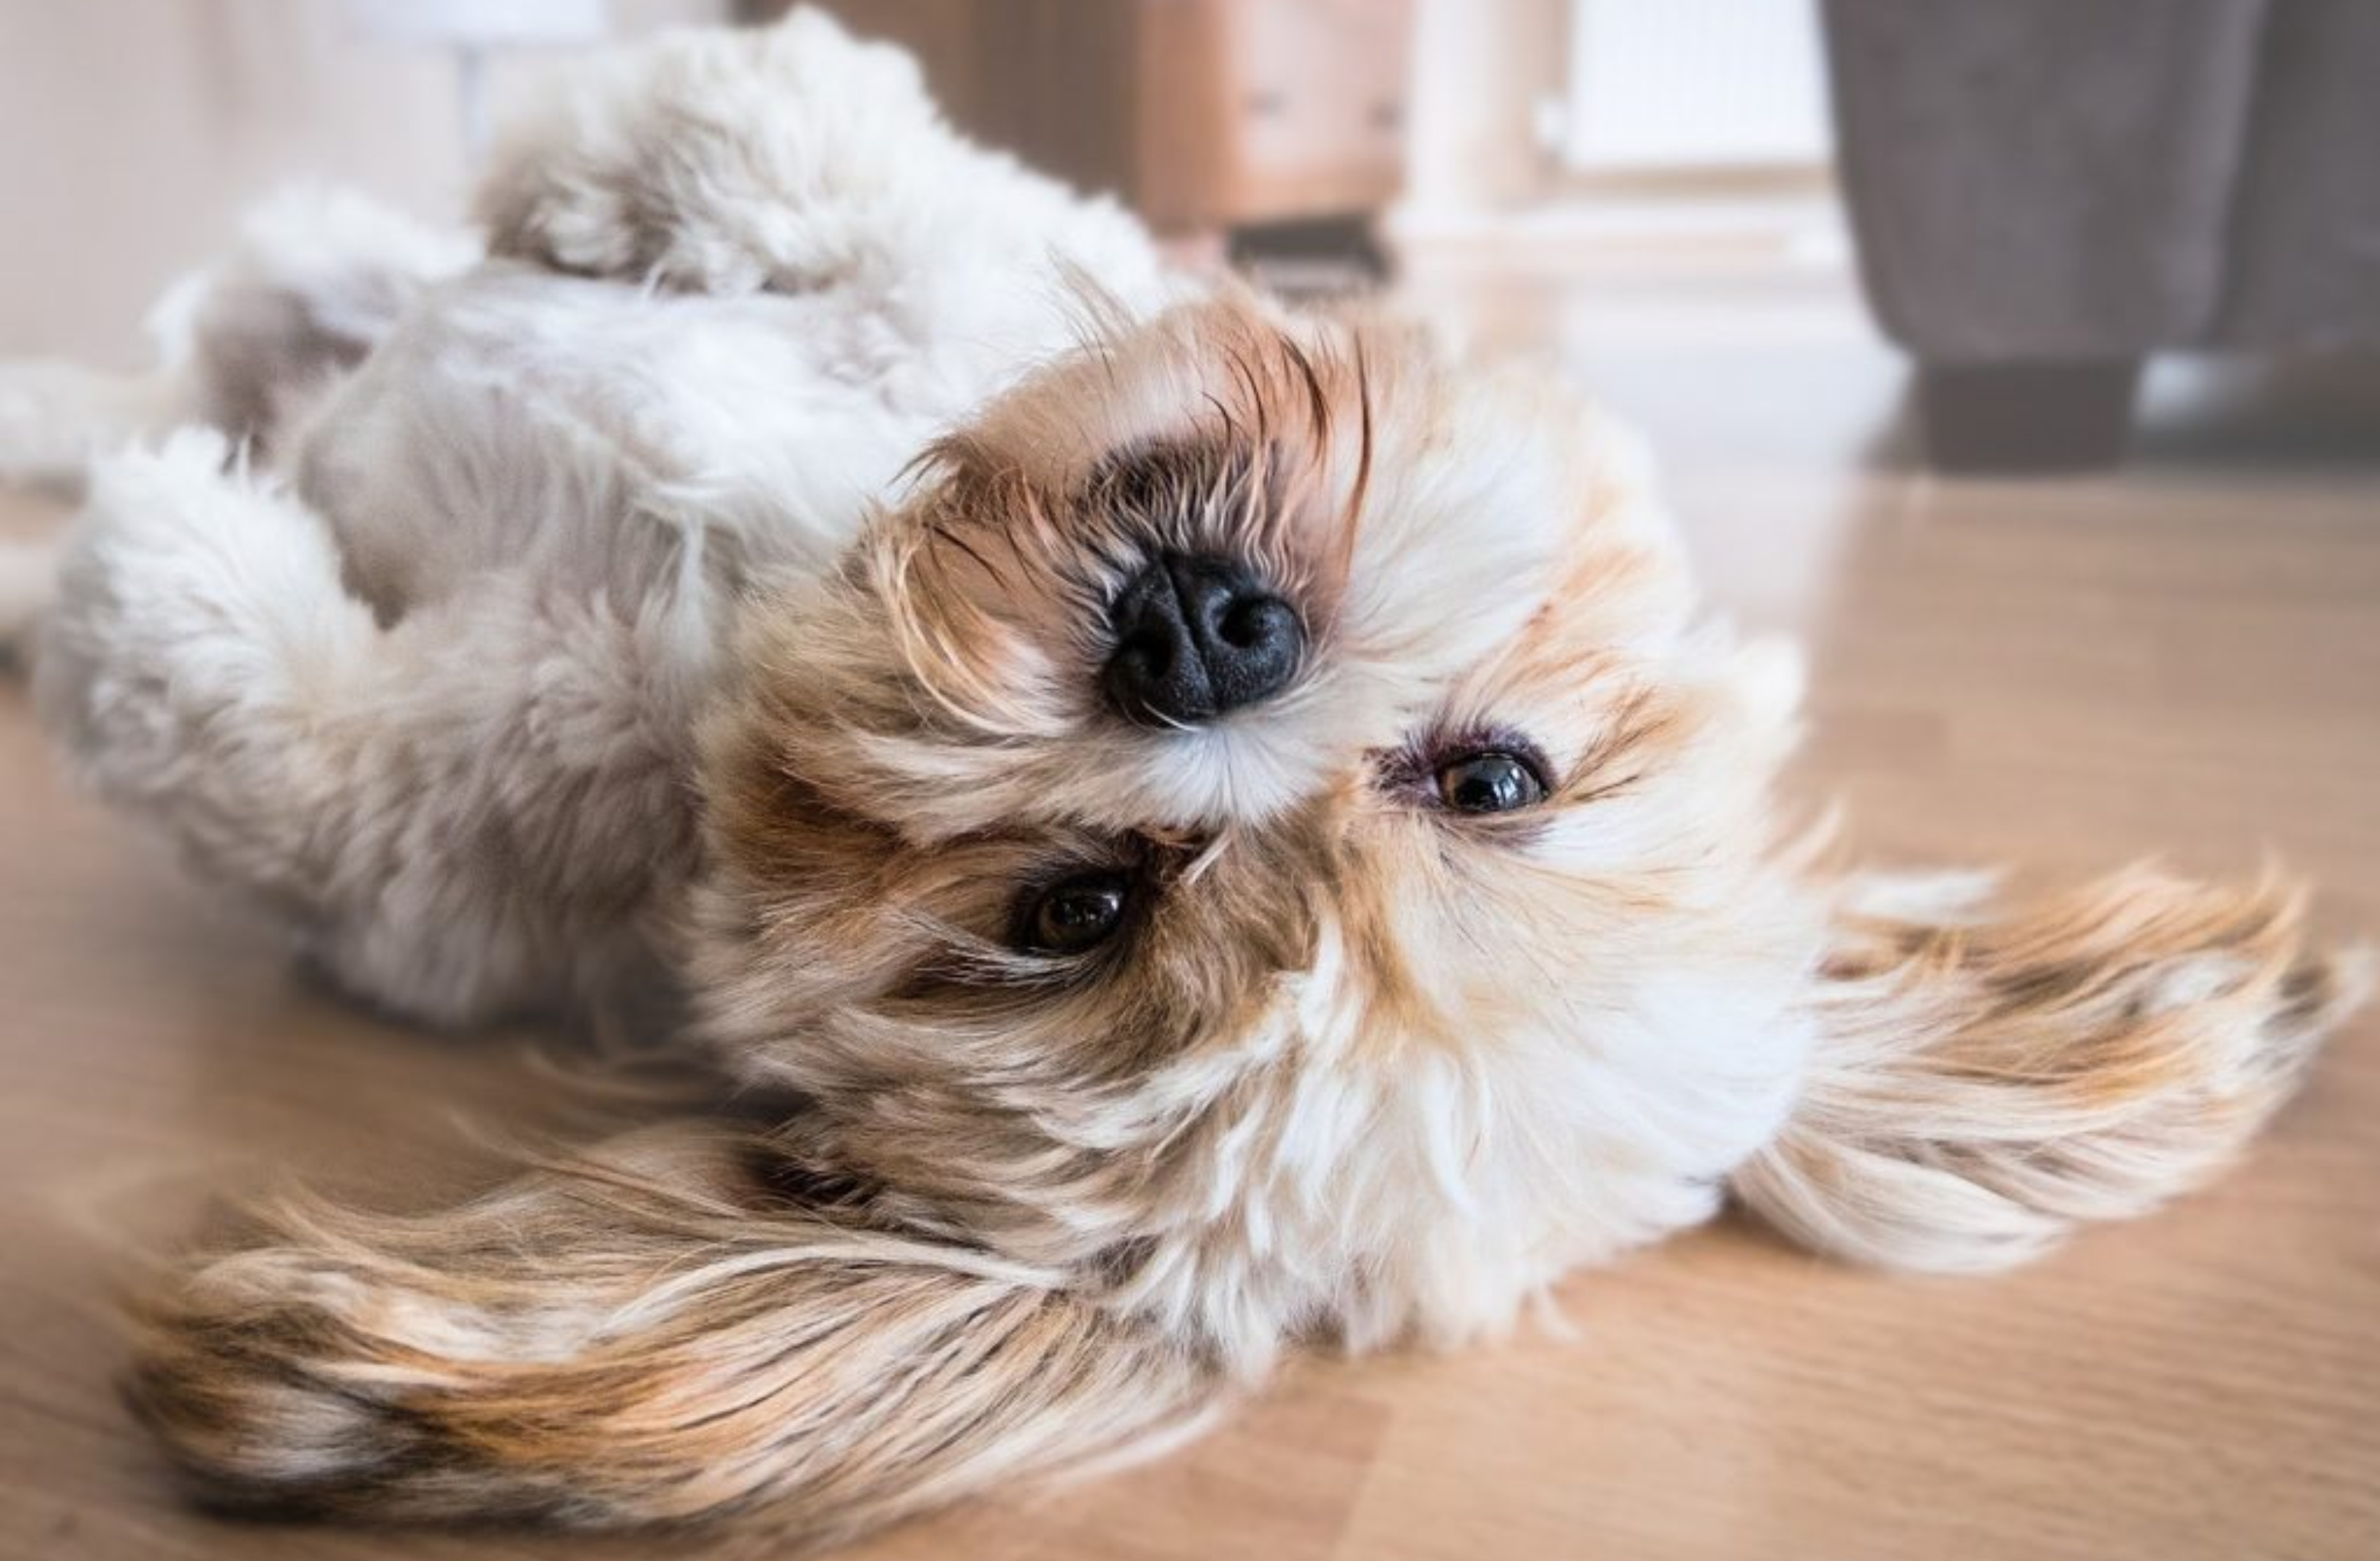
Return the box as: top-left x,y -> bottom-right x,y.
128,1124 -> 1219,1533
1731,868 -> 2368,1273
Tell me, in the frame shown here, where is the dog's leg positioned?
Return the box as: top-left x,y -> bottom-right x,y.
34,431 -> 698,1026
474,7 -> 949,294
128,1122 -> 1220,1532
476,8 -> 1164,307
1732,868 -> 2369,1271
0,188 -> 474,499
33,430 -> 377,909
172,186 -> 478,454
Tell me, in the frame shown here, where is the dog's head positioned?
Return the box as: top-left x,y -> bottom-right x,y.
690,294 -> 1818,1349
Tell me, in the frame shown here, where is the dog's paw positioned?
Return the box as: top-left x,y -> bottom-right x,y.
475,8 -> 947,294
33,430 -> 372,804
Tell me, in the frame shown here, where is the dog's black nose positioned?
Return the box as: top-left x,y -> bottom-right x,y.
1102,553 -> 1304,726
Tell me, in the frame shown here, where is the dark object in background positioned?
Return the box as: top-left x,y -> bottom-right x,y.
1822,0 -> 2380,473
752,0 -> 1411,284
1916,362 -> 2143,475
1229,214 -> 1394,296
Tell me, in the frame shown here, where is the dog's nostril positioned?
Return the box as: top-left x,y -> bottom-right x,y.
1103,553 -> 1304,726
1217,598 -> 1283,650
1115,630 -> 1175,678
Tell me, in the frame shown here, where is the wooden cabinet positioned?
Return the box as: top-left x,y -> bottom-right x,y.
755,1 -> 1414,240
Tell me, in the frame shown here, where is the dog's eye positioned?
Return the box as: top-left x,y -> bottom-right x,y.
1018,872 -> 1131,954
1436,751 -> 1547,813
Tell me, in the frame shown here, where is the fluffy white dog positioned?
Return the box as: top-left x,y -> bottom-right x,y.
0,10 -> 2361,1545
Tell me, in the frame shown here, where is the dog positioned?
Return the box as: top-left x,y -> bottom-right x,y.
0,9 -> 2363,1546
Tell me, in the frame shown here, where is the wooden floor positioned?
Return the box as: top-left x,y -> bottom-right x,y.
2,246 -> 2377,1561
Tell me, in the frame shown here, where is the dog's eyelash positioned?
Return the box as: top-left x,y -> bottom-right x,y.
1564,690 -> 1674,804
1375,728 -> 1556,801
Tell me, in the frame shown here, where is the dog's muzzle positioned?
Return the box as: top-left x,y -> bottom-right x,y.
1102,552 -> 1304,726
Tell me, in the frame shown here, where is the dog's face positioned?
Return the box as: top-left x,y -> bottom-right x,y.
692,297 -> 1818,1346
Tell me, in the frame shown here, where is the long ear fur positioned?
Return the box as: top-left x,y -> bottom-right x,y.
127,1124 -> 1220,1536
1733,867 -> 2368,1273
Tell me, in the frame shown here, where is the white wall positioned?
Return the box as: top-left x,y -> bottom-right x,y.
1399,0 -> 1569,220
1559,0 -> 1830,173
0,0 -> 728,366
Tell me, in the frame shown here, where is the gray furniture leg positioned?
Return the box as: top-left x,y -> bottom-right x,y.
1917,360 -> 2141,474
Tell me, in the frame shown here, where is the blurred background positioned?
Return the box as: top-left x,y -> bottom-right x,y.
6,0 -> 2380,489
0,6 -> 2374,1559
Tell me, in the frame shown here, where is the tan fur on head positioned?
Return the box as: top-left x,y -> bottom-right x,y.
1734,868 -> 2368,1272
685,290 -> 1819,1369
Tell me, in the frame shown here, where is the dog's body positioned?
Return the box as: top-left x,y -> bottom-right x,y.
23,14 -> 1173,1030
2,10 -> 2363,1545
